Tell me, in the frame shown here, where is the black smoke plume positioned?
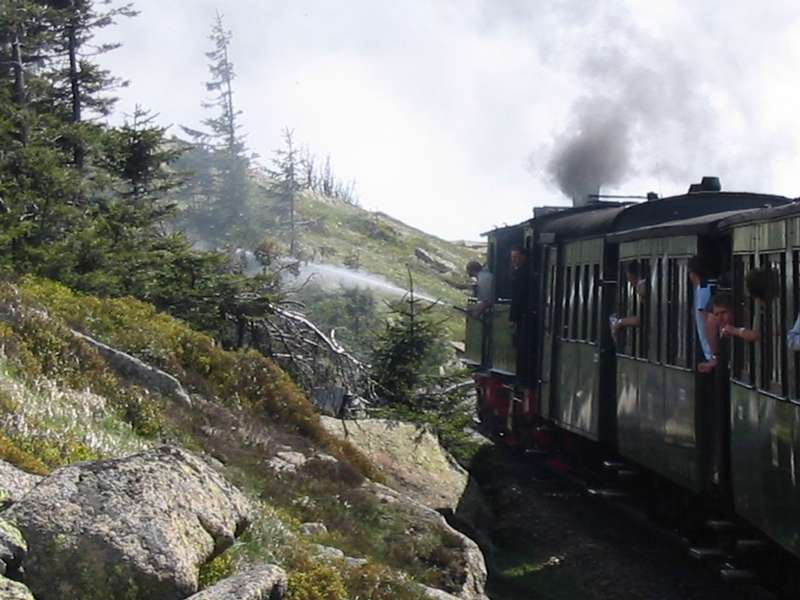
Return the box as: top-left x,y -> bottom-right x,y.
547,97 -> 631,205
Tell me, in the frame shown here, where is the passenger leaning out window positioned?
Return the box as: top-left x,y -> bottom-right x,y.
611,261 -> 647,336
788,313 -> 800,351
720,267 -> 775,343
689,255 -> 718,373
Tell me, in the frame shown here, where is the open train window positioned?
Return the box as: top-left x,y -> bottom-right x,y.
758,253 -> 786,397
616,261 -> 629,354
590,264 -> 600,343
733,254 -> 755,384
653,258 -> 663,362
545,262 -> 555,335
617,259 -> 641,356
563,266 -> 572,339
666,258 -> 693,368
581,265 -> 590,341
637,260 -> 650,360
794,251 -> 800,400
571,265 -> 581,340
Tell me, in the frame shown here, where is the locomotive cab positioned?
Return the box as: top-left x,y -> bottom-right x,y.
464,221 -> 529,440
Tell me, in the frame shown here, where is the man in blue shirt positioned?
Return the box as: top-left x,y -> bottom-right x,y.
689,256 -> 718,373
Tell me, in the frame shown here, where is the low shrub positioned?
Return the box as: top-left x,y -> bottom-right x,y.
0,432 -> 50,475
342,563 -> 427,600
0,302 -> 164,441
198,551 -> 235,590
14,277 -> 378,479
287,561 -> 347,600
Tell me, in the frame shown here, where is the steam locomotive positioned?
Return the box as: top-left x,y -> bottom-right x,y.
464,177 -> 800,587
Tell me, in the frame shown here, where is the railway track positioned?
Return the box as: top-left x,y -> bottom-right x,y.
519,444 -> 783,600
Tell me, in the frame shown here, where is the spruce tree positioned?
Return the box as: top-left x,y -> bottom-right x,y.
40,0 -> 136,168
181,11 -> 250,242
371,272 -> 445,406
267,128 -> 300,256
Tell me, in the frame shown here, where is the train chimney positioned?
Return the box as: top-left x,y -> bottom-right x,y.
573,186 -> 600,207
688,176 -> 721,193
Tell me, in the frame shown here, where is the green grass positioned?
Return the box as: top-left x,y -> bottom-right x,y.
0,276 -> 464,597
255,192 -> 482,341
8,276 -> 379,480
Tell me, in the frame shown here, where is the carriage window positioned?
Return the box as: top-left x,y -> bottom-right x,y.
545,263 -> 555,335
794,252 -> 800,399
563,266 -> 572,339
617,260 -> 640,356
571,265 -> 581,339
653,258 -> 663,362
637,260 -> 650,360
616,262 -> 628,354
759,253 -> 786,396
666,258 -> 693,368
590,264 -> 600,343
581,265 -> 590,341
733,254 -> 755,384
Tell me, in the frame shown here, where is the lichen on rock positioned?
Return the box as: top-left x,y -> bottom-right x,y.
0,460 -> 42,506
0,575 -> 35,600
187,564 -> 287,600
5,445 -> 252,600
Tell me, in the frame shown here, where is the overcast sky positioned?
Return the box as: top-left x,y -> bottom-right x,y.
96,0 -> 800,241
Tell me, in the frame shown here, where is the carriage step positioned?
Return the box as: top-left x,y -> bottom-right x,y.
735,539 -> 767,553
602,460 -> 626,471
524,447 -> 548,455
689,547 -> 726,561
586,488 -> 628,499
706,519 -> 737,533
616,469 -> 639,479
720,568 -> 759,584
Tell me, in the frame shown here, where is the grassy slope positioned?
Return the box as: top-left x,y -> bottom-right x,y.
248,189 -> 483,341
0,277 -> 465,599
295,193 -> 480,308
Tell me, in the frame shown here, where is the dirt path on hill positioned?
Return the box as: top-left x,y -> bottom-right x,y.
470,446 -> 775,600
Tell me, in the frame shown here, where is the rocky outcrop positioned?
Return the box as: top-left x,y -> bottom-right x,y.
0,519 -> 26,571
0,301 -> 191,406
186,564 -> 287,600
419,584 -> 461,600
0,461 -> 42,506
267,450 -> 307,473
5,446 -> 252,600
319,417 -> 490,527
70,329 -> 192,407
298,522 -> 327,536
415,248 -> 457,273
366,482 -> 489,600
312,543 -> 345,561
0,576 -> 35,600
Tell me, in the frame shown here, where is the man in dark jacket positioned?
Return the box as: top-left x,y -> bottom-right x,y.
509,246 -> 530,325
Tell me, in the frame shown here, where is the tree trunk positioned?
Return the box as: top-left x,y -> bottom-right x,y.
290,188 -> 296,256
221,41 -> 236,153
11,28 -> 28,145
67,4 -> 84,168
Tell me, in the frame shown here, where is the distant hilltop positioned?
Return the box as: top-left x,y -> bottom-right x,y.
450,240 -> 488,251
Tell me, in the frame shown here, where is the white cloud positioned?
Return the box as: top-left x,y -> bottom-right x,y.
96,0 -> 800,239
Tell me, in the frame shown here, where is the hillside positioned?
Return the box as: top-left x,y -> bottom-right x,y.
0,277 -> 488,599
292,192 -> 482,308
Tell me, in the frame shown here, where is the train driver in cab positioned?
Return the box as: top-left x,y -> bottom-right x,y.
509,245 -> 530,326
465,260 -> 494,316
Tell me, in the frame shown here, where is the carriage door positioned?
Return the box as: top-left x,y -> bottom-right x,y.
539,244 -> 557,420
